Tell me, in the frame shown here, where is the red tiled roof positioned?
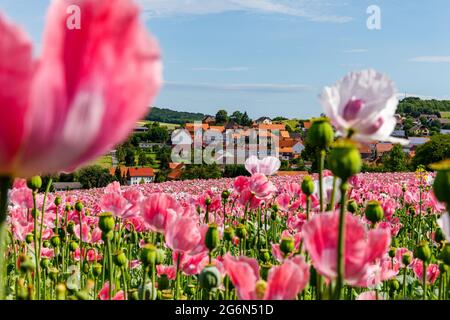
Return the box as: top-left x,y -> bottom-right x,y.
258,123 -> 286,131
128,167 -> 155,177
168,169 -> 183,180
376,143 -> 394,154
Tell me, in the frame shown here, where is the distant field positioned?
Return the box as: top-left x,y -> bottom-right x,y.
137,120 -> 180,130
95,155 -> 113,168
441,112 -> 450,119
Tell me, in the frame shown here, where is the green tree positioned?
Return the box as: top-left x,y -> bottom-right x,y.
240,112 -> 253,126
412,134 -> 450,169
215,110 -> 229,124
382,144 -> 408,172
230,111 -> 243,124
125,148 -> 136,166
78,165 -> 113,189
223,165 -> 250,178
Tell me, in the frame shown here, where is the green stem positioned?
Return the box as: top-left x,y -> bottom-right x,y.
318,150 -> 325,212
0,176 -> 12,300
32,191 -> 40,299
329,176 -> 337,211
334,181 -> 348,300
423,261 -> 427,300
106,237 -> 113,300
175,253 -> 181,300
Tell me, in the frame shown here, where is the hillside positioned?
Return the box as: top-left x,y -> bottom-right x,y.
397,97 -> 450,117
145,107 -> 206,124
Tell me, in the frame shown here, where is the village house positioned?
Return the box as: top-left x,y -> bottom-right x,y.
53,182 -> 83,192
375,143 -> 394,158
254,117 -> 272,125
127,167 -> 155,185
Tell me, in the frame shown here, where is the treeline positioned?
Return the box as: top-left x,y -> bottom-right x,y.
146,107 -> 205,124
397,97 -> 450,117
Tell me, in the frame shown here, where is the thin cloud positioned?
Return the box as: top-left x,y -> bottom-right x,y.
164,81 -> 313,93
138,0 -> 353,23
342,49 -> 368,53
409,56 -> 450,63
191,67 -> 249,72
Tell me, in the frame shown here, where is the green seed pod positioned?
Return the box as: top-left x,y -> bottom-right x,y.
260,263 -> 272,281
306,117 -> 334,150
155,248 -> 166,265
430,160 -> 450,204
50,235 -> 60,247
205,223 -> 220,251
402,253 -> 412,266
56,284 -> 66,300
328,139 -> 362,181
129,289 -> 140,301
69,240 -> 79,252
224,226 -> 235,242
67,221 -> 75,235
25,233 -> 34,244
198,265 -> 221,291
221,190 -> 230,200
74,201 -> 84,212
255,280 -> 267,300
65,203 -> 72,212
205,197 -> 212,206
301,176 -> 315,196
141,244 -> 157,267
235,224 -> 247,239
347,199 -> 358,214
440,243 -> 450,266
43,240 -> 50,248
280,236 -> 295,257
98,212 -> 115,233
388,247 -> 396,259
439,262 -> 448,274
54,196 -> 62,206
40,258 -> 50,270
415,241 -> 431,263
158,274 -> 170,291
93,263 -> 103,278
259,249 -> 271,263
27,176 -> 42,190
82,261 -> 90,274
365,200 -> 384,224
48,267 -> 59,281
113,250 -> 128,267
389,279 -> 400,291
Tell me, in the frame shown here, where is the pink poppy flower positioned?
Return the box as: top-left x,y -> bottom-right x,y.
0,0 -> 161,177
245,156 -> 280,176
320,69 -> 407,144
140,193 -> 180,233
98,282 -> 124,300
165,216 -> 202,254
356,291 -> 383,300
157,265 -> 177,280
411,259 -> 440,284
248,173 -> 277,200
302,211 -> 391,286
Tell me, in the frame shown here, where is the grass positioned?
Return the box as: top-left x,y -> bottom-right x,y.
440,111 -> 450,119
95,155 -> 113,168
136,120 -> 180,130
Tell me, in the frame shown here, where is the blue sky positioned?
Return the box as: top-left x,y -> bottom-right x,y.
1,0 -> 450,119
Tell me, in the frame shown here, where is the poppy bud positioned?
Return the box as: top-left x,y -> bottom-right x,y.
306,118 -> 334,150
93,263 -> 102,277
141,244 -> 157,267
236,224 -> 247,239
415,241 -> 431,263
54,196 -> 62,206
441,243 -> 450,266
347,200 -> 358,214
280,236 -> 295,257
74,201 -> 84,212
205,224 -> 220,251
155,248 -> 165,265
259,249 -> 271,263
221,190 -> 230,200
69,240 -> 79,252
402,252 -> 412,266
224,227 -> 235,242
389,279 -> 400,291
388,247 -> 396,259
255,280 -> 267,299
25,233 -> 33,244
56,283 -> 66,300
50,235 -> 60,247
301,176 -> 315,196
205,198 -> 212,206
65,204 -> 72,212
430,159 -> 450,204
439,263 -> 448,274
260,263 -> 272,281
328,139 -> 361,181
27,176 -> 42,190
98,212 -> 115,233
42,240 -> 50,248
113,250 -> 128,268
158,274 -> 170,291
82,261 -> 90,274
49,267 -> 59,281
40,258 -> 50,270
199,265 -> 221,291
365,200 -> 384,224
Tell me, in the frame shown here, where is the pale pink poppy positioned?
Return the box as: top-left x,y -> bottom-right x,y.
157,265 -> 177,280
165,216 -> 202,254
302,211 -> 391,286
0,0 -> 161,177
98,282 -> 125,300
140,193 -> 180,233
356,291 -> 383,300
411,259 -> 440,285
245,156 -> 280,176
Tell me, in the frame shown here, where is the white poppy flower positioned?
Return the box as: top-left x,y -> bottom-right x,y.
245,155 -> 281,176
320,69 -> 408,145
438,213 -> 450,241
